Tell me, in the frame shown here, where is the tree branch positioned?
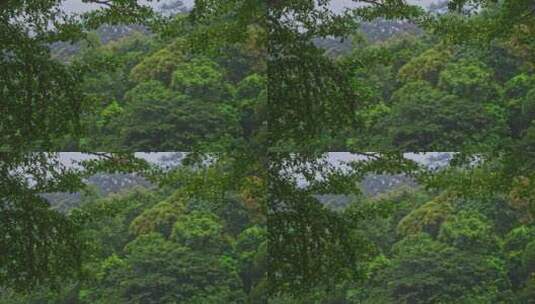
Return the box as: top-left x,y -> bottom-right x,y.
85,0 -> 114,8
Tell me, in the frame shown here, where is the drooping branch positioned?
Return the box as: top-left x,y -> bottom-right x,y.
84,0 -> 114,8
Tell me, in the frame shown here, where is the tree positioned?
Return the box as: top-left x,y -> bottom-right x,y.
235,226 -> 267,295
366,234 -> 511,304
130,200 -> 186,238
398,47 -> 453,85
171,211 -> 228,254
437,59 -> 501,102
0,153 -> 152,292
438,210 -> 498,254
170,57 -> 229,101
523,241 -> 535,275
130,39 -> 185,86
115,80 -> 238,150
95,232 -> 246,303
0,153 -> 85,291
0,0 -> 161,152
377,80 -> 507,150
397,194 -> 454,238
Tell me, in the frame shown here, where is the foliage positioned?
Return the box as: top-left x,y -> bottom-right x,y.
4,0 -> 535,303
397,195 -> 454,238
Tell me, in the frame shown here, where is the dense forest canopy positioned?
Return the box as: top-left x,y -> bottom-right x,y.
2,151 -> 534,303
0,152 -> 267,303
3,0 -> 534,152
1,0 -> 535,303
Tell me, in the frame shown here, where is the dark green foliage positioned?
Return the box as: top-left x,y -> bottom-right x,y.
0,0 -> 167,151
524,241 -> 535,275
4,0 -> 535,303
366,234 -> 510,304
0,153 -> 85,291
72,20 -> 263,151
267,151 -> 535,303
100,232 -> 245,303
1,153 -> 266,303
75,158 -> 265,303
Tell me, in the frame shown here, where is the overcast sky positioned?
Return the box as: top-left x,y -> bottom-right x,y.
62,0 -> 195,14
56,152 -> 449,170
330,0 -> 439,12
58,152 -> 181,168
62,0 -> 439,14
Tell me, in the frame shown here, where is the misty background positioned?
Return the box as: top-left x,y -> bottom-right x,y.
62,0 -> 440,14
